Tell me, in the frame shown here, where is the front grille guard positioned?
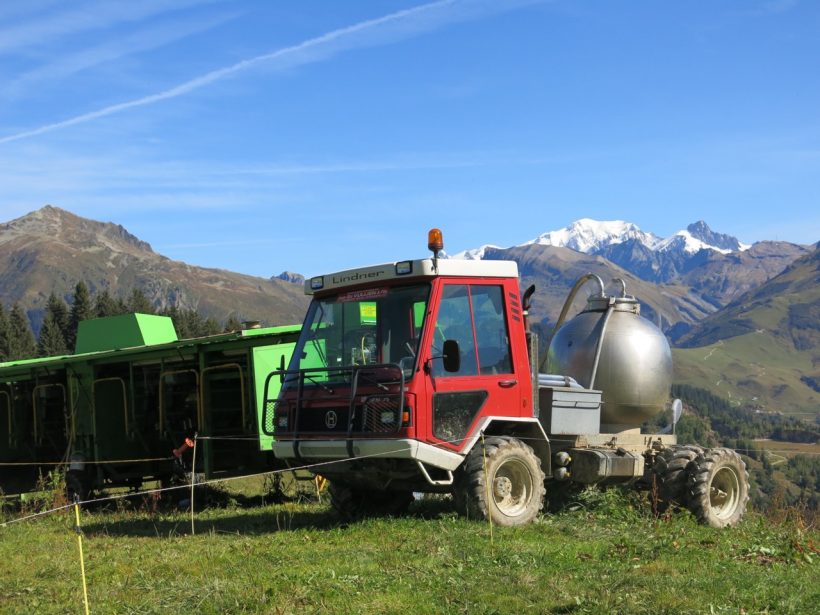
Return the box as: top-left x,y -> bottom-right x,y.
262,364 -> 405,438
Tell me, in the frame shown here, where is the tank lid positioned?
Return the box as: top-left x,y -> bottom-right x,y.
584,294 -> 641,314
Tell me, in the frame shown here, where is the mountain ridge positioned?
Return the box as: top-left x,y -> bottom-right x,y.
452,218 -> 766,261
0,206 -> 815,413
450,218 -> 808,335
0,206 -> 309,331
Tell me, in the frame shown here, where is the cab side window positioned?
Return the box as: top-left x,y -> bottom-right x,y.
431,285 -> 478,377
431,284 -> 511,377
472,286 -> 512,375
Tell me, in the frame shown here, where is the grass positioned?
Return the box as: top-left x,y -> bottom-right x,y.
1,484 -> 818,614
753,440 -> 820,458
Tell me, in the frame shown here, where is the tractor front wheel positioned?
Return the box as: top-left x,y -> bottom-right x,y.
454,436 -> 545,527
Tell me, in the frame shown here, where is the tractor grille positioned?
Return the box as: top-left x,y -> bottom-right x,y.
262,364 -> 405,437
277,395 -> 403,435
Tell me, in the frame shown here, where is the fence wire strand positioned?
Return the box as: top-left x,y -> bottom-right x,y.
3,431 -> 818,528
1,434 -> 475,527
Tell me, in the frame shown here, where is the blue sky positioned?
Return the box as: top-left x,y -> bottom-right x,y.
1,0 -> 818,278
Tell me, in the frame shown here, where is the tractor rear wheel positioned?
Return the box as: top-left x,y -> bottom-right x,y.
454,436 -> 545,527
328,482 -> 414,520
652,445 -> 703,512
686,448 -> 749,528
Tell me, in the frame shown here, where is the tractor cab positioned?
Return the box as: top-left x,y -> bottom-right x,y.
263,230 -> 535,492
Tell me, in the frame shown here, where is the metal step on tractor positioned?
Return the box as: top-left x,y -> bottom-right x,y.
262,229 -> 749,528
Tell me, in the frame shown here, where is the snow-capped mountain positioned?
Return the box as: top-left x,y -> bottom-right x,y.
525,219 -> 663,253
453,244 -> 502,260
446,218 -> 793,294
682,220 -> 751,253
451,219 -> 747,260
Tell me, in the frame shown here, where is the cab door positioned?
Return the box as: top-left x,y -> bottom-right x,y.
423,280 -> 519,452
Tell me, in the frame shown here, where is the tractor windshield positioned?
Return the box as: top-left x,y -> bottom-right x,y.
286,283 -> 430,386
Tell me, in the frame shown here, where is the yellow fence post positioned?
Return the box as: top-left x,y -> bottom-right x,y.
481,433 -> 494,550
190,433 -> 198,536
314,474 -> 328,503
73,498 -> 91,615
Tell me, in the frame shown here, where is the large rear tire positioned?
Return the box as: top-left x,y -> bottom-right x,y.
328,482 -> 414,520
454,436 -> 545,527
652,445 -> 703,512
686,448 -> 749,528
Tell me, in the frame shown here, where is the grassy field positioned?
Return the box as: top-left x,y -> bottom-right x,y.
673,331 -> 819,415
1,483 -> 818,614
754,440 -> 820,458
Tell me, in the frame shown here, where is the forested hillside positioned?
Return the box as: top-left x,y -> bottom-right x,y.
0,282 -> 245,362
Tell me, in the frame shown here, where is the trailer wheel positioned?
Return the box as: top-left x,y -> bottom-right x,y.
686,448 -> 749,528
65,470 -> 91,503
652,445 -> 703,512
454,436 -> 545,527
329,482 -> 414,520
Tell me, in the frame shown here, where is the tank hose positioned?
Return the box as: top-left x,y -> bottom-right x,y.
588,300 -> 615,389
540,273 -> 605,372
551,273 -> 605,336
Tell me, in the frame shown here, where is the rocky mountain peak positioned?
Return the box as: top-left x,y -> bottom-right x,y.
275,271 -> 305,285
0,206 -> 309,332
686,220 -> 748,252
452,218 -> 756,262
0,205 -> 153,254
526,218 -> 663,253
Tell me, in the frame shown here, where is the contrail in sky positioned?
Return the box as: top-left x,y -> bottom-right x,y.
0,0 -> 540,145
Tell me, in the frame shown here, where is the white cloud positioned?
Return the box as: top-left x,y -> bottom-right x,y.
2,11 -> 238,99
0,0 -> 544,144
0,0 -> 223,54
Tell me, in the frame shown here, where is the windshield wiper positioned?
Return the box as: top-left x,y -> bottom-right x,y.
304,304 -> 328,367
303,373 -> 334,394
282,372 -> 300,386
357,371 -> 389,391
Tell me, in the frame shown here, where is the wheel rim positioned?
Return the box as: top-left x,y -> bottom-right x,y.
492,458 -> 533,517
709,465 -> 740,520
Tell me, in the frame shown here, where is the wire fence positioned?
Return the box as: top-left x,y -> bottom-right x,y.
3,436 -> 818,473
0,456 -> 174,467
5,432 -> 817,527
1,433 -> 463,526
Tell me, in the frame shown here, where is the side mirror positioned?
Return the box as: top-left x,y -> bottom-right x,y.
442,339 -> 461,373
671,398 -> 683,434
660,399 -> 684,435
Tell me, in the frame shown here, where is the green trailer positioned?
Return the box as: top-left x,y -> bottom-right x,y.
0,313 -> 299,499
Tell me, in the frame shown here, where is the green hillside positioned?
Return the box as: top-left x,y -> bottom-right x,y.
673,330 -> 818,414
673,245 -> 819,416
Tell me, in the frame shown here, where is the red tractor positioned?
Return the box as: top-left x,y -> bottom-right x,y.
263,230 -> 748,527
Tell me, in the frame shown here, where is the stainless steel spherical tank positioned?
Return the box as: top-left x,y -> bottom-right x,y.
547,277 -> 672,431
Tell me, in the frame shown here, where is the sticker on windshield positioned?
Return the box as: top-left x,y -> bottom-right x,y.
338,288 -> 389,303
360,302 -> 377,323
